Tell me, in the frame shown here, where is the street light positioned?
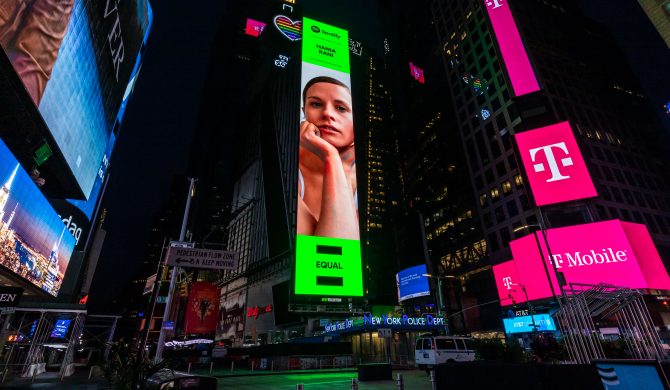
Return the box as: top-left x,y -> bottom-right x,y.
422,273 -> 456,317
512,224 -> 566,300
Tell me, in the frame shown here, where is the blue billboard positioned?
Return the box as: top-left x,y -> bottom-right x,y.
503,314 -> 557,333
50,319 -> 72,339
396,265 -> 431,302
0,139 -> 75,297
0,0 -> 152,198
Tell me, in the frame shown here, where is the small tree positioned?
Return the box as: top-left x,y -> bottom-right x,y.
102,342 -> 169,390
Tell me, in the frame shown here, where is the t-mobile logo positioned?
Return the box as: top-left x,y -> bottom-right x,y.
485,0 -> 504,10
529,142 -> 574,183
503,277 -> 513,290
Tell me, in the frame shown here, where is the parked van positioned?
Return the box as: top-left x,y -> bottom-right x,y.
415,336 -> 475,368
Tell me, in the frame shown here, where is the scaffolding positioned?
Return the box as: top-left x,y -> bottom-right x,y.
553,283 -> 665,364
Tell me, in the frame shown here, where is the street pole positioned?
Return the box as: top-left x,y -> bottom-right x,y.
154,178 -> 196,363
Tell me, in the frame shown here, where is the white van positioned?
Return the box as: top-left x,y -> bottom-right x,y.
415,336 -> 475,368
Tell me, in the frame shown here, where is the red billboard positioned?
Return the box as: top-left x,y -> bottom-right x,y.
494,220 -> 670,305
515,121 -> 597,206
184,282 -> 219,334
483,0 -> 540,96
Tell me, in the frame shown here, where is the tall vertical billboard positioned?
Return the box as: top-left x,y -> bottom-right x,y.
0,0 -> 152,197
294,17 -> 363,298
483,0 -> 540,96
0,139 -> 75,297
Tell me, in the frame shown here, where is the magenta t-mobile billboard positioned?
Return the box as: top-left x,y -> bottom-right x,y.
515,121 -> 597,206
483,0 -> 540,96
494,220 -> 670,305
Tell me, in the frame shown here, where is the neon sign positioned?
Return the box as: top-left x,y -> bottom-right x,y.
274,15 -> 302,41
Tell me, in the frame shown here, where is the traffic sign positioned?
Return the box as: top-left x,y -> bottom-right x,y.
143,274 -> 157,295
166,247 -> 238,270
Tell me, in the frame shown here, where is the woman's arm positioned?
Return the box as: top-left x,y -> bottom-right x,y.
300,121 -> 359,240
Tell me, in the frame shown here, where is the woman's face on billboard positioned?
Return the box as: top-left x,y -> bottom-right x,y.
304,82 -> 354,149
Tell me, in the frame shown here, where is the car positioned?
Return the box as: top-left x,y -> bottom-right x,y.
415,336 -> 475,369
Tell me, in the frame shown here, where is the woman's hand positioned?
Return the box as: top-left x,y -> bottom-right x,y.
300,121 -> 339,161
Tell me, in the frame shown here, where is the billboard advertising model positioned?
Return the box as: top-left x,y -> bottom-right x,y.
396,265 -> 431,302
0,0 -> 151,197
0,138 -> 75,297
294,17 -> 363,297
493,220 -> 670,305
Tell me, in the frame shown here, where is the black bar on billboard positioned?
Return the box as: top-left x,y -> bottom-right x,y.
316,276 -> 344,286
316,245 -> 343,255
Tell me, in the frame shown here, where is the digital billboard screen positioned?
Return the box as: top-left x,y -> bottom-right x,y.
0,0 -> 152,197
503,314 -> 556,333
294,17 -> 363,298
396,265 -> 431,302
50,319 -> 72,339
483,0 -> 540,96
515,122 -> 597,206
0,138 -> 75,297
493,220 -> 670,305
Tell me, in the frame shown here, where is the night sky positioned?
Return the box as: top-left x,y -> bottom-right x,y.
87,0 -> 670,311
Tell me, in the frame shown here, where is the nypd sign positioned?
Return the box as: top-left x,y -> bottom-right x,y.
166,248 -> 238,270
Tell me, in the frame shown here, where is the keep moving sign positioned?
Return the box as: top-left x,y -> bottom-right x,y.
166,247 -> 238,270
295,18 -> 363,297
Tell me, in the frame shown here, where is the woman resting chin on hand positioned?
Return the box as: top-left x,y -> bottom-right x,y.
297,76 -> 358,240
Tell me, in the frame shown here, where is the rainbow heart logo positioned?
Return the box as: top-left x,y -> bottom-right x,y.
274,15 -> 302,41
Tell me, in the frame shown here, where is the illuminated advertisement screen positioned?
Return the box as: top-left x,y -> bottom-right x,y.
294,17 -> 363,297
503,314 -> 556,333
493,220 -> 670,305
0,0 -> 152,197
594,361 -> 670,389
245,18 -> 266,37
483,0 -> 540,96
50,319 -> 72,338
515,122 -> 597,206
396,265 -> 431,302
0,138 -> 75,297
409,62 -> 425,84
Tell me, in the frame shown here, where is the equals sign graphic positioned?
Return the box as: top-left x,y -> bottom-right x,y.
315,244 -> 344,287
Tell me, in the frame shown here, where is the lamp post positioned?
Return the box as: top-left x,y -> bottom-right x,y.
512,224 -> 566,301
423,273 -> 457,335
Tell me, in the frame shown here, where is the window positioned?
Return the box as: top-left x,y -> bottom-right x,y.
436,338 -> 457,350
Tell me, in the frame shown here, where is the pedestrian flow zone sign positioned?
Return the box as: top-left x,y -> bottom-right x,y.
166,247 -> 238,270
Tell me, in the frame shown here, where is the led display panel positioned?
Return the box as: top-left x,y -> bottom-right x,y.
0,0 -> 152,197
483,0 -> 540,96
396,265 -> 431,302
493,220 -> 670,305
50,319 -> 72,338
184,282 -> 219,334
409,62 -> 425,84
515,121 -> 597,206
503,314 -> 556,333
294,17 -> 363,297
245,18 -> 266,37
0,138 -> 75,297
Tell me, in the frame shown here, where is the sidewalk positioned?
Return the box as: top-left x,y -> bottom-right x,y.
1,370 -> 111,389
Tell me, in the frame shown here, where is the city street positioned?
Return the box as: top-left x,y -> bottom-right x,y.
2,368 -> 434,389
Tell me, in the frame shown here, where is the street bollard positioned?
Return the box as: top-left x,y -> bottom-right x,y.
251,361 -> 255,371
351,378 -> 359,390
296,384 -> 304,390
31,367 -> 36,383
209,361 -> 214,374
430,370 -> 437,390
231,361 -> 235,372
187,362 -> 192,374
271,360 -> 274,371
396,373 -> 404,390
